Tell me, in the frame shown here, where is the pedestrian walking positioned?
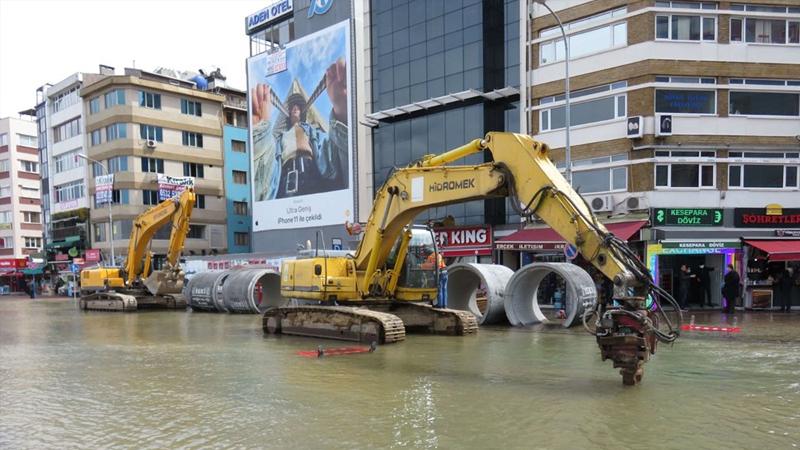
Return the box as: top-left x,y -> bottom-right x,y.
677,264 -> 695,311
776,268 -> 793,312
722,264 -> 740,314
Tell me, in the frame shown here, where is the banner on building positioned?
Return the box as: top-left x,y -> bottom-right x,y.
95,174 -> 114,206
434,225 -> 493,257
158,174 -> 194,201
85,249 -> 101,263
248,20 -> 354,231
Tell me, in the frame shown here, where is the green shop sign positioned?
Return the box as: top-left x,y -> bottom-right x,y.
661,241 -> 740,249
652,208 -> 723,226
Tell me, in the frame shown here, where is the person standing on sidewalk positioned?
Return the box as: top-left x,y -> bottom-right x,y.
698,264 -> 715,308
722,264 -> 740,314
677,264 -> 695,311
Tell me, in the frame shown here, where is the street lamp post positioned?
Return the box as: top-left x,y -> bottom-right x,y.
77,154 -> 115,266
531,0 -> 571,184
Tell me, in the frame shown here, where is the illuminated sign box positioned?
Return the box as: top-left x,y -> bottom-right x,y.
652,208 -> 723,226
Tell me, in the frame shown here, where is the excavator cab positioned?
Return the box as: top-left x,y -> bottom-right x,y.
396,227 -> 439,290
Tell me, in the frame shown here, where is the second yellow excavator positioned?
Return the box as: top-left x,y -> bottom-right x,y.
79,188 -> 195,311
265,132 -> 682,385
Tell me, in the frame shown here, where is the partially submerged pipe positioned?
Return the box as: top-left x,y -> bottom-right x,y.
504,262 -> 596,328
220,268 -> 284,314
186,271 -> 228,312
447,263 -> 514,325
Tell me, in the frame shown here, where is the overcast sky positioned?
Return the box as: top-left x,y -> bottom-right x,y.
0,0 -> 263,118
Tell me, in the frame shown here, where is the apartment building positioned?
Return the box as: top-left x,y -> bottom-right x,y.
218,86 -> 252,253
0,117 -> 42,258
80,68 -> 229,264
521,0 -> 800,308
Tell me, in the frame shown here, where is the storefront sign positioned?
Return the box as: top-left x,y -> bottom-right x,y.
434,225 -> 492,256
157,174 -> 194,201
735,208 -> 800,228
496,242 -> 566,251
661,241 -> 740,250
55,253 -> 68,261
652,208 -> 723,226
246,0 -> 293,33
0,258 -> 26,268
85,249 -> 100,263
776,230 -> 800,237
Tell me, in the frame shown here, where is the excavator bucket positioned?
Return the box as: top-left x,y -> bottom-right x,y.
144,267 -> 185,295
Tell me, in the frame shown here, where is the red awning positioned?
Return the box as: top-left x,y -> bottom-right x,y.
496,220 -> 647,251
744,239 -> 800,262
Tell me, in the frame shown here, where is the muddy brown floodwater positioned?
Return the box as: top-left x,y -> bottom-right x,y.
1,297 -> 798,449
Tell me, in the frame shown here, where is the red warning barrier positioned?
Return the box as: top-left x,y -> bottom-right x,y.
680,324 -> 741,333
297,346 -> 374,358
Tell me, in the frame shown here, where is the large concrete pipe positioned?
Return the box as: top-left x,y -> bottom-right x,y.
447,263 -> 514,325
185,271 -> 228,312
220,268 -> 284,314
504,263 -> 597,328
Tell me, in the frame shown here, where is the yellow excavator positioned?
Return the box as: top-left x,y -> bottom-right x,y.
265,132 -> 682,385
79,188 -> 195,311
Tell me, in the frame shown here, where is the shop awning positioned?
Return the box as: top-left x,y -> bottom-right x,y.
46,235 -> 82,249
744,239 -> 800,262
496,220 -> 647,251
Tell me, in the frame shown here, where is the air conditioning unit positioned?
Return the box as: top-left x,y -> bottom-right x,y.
145,139 -> 157,149
619,194 -> 650,212
586,194 -> 613,213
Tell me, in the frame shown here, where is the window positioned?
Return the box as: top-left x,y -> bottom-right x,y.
728,151 -> 800,189
232,170 -> 247,184
0,211 -> 12,224
89,97 -> 101,114
54,149 -> 85,173
232,140 -> 246,152
143,190 -> 160,205
23,237 -> 42,249
572,155 -> 628,194
187,225 -> 206,239
50,87 -> 79,113
112,220 -> 133,240
55,180 -> 85,202
655,90 -> 716,114
93,223 -> 106,242
17,134 -> 37,147
539,7 -> 627,65
105,123 -> 127,142
183,162 -> 204,178
234,232 -> 249,246
0,133 -> 7,146
233,201 -> 248,215
104,89 -> 125,108
540,82 -> 627,131
19,160 -> 38,173
728,80 -> 800,116
139,91 -> 161,109
20,185 -> 38,197
90,129 -> 102,146
22,211 -> 41,223
730,11 -> 800,45
140,125 -> 163,142
0,185 -> 10,197
140,157 -> 164,173
194,194 -> 205,209
181,99 -> 202,116
0,159 -> 8,172
101,156 -> 128,174
53,118 -> 80,143
655,2 -> 717,41
655,150 -> 716,188
182,131 -> 203,148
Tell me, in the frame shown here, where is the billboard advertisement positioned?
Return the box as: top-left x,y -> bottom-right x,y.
157,174 -> 194,201
95,174 -> 114,206
248,19 -> 353,231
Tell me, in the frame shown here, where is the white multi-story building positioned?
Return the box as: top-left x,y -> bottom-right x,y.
0,117 -> 42,259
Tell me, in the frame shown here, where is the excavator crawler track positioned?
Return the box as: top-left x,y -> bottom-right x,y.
369,302 -> 479,336
79,291 -> 187,312
263,305 -> 406,344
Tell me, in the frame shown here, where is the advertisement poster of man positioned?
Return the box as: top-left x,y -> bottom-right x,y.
248,20 -> 352,231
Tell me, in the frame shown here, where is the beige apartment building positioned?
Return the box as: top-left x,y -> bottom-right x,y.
521,0 -> 799,308
80,68 -> 228,264
0,117 -> 42,258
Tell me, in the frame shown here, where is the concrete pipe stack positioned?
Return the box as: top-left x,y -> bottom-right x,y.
446,263 -> 514,325
185,268 -> 284,314
504,262 -> 596,328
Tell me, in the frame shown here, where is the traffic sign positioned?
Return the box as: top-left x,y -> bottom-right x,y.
564,244 -> 578,260
332,238 -> 343,251
70,263 -> 79,273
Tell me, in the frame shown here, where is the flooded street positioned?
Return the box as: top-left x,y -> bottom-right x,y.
1,297 -> 798,449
